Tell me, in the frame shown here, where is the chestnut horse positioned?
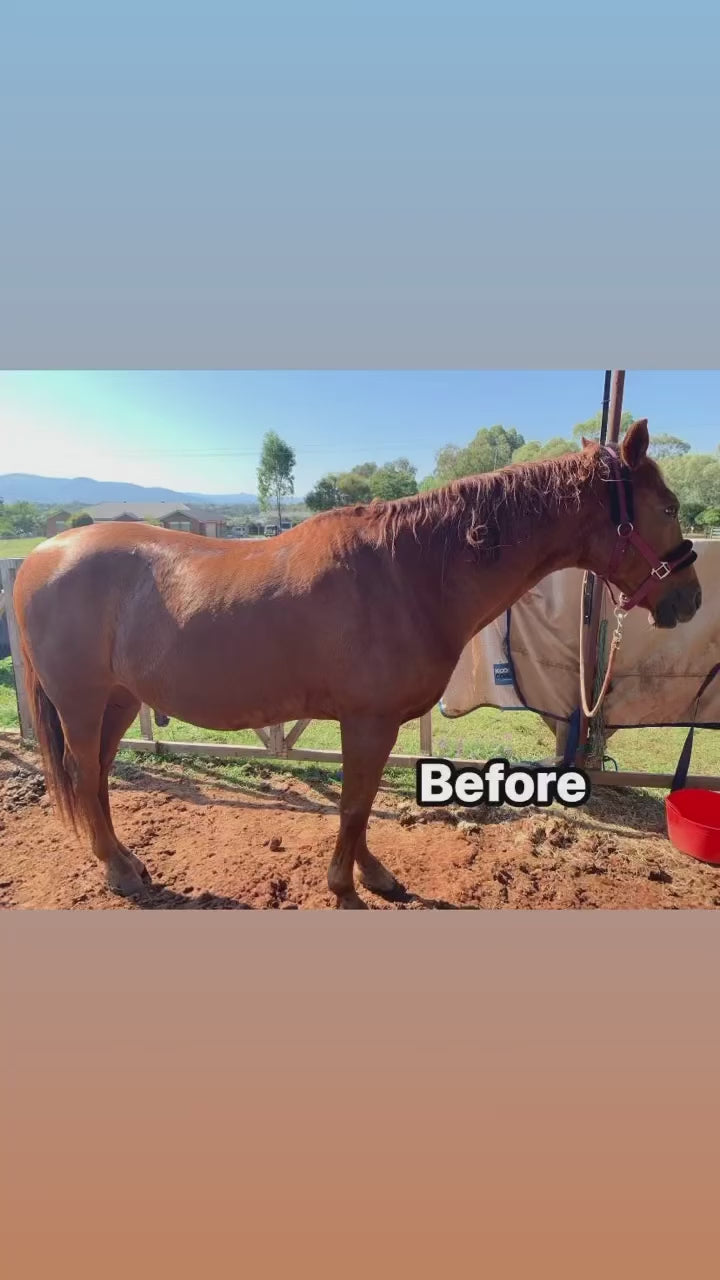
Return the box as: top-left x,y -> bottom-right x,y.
14,421 -> 702,908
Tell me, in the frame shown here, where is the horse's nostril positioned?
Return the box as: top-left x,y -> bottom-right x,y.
695,589 -> 702,610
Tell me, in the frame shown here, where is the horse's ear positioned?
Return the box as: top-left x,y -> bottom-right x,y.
620,418 -> 649,469
581,436 -> 592,449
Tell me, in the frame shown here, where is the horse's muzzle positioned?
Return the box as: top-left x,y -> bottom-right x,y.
651,583 -> 702,629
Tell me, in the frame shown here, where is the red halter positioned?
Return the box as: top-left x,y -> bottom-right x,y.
601,445 -> 696,611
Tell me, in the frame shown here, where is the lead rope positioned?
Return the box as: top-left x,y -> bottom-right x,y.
578,571 -> 626,719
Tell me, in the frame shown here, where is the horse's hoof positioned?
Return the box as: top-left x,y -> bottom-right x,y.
336,890 -> 368,910
358,858 -> 406,900
366,880 -> 411,903
358,869 -> 404,898
133,859 -> 153,885
106,863 -> 148,899
121,846 -> 153,885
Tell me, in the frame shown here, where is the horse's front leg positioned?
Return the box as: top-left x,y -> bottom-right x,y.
328,716 -> 402,909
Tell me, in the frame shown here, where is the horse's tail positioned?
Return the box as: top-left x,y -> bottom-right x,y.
22,645 -> 79,831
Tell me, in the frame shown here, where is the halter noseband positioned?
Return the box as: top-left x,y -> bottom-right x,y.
601,444 -> 696,610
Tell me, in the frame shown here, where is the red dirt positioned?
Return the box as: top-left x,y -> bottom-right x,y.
2,735 -> 720,910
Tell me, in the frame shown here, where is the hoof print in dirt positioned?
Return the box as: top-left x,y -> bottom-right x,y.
457,819 -> 481,836
531,818 -> 574,852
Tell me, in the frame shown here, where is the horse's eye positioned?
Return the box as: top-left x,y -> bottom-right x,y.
664,505 -> 678,518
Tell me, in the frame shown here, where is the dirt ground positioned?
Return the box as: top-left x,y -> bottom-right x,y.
2,734 -> 720,909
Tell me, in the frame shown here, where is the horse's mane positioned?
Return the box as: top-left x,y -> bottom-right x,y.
329,447 -> 604,559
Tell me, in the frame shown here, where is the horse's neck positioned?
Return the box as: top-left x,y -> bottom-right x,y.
437,487 -> 593,646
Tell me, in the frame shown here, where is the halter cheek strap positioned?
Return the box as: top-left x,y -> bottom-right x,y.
602,445 -> 697,610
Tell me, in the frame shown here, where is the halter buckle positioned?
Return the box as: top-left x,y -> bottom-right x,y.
652,561 -> 671,581
617,521 -> 634,538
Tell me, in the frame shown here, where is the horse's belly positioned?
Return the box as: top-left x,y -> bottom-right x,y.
118,594 -> 448,727
131,659 -> 335,730
154,691 -> 326,733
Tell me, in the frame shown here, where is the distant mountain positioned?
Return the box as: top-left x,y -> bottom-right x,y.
0,473 -> 259,506
184,491 -> 270,505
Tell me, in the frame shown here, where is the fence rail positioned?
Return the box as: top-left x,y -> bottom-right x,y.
2,556 -> 719,792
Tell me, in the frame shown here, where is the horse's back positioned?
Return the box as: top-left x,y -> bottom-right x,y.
13,517 -> 354,672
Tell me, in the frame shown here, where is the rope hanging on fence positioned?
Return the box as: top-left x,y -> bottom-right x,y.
578,570 -> 625,720
587,616 -> 609,763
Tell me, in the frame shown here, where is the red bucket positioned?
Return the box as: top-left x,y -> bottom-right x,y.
665,663 -> 720,864
665,789 -> 720,864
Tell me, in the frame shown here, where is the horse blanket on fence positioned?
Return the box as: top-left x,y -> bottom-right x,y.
441,539 -> 720,732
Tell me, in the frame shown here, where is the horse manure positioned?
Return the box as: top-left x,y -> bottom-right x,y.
268,876 -> 289,907
2,771 -> 46,811
494,866 -> 513,887
648,866 -> 673,884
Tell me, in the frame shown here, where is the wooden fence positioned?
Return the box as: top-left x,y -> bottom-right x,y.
2,556 -> 719,792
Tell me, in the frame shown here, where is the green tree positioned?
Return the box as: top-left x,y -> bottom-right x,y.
648,433 -> 691,460
336,471 -> 374,505
306,457 -> 419,511
369,458 -> 418,501
679,500 -> 706,531
424,444 -> 461,489
696,506 -> 720,529
511,436 -> 578,464
257,431 -> 296,528
305,469 -> 374,511
70,512 -> 94,527
661,454 -> 720,510
0,500 -> 44,536
305,475 -> 342,512
424,425 -> 526,488
571,410 -> 635,443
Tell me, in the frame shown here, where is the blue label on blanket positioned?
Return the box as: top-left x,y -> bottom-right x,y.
493,663 -> 514,686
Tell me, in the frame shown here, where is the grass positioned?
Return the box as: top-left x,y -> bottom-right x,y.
0,537 -> 44,558
2,655 -> 718,791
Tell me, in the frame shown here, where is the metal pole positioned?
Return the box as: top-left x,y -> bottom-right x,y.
599,370 -> 611,443
606,370 -> 626,445
582,371 -> 612,627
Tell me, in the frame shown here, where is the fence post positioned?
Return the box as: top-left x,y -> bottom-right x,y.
284,719 -> 311,752
0,558 -> 34,741
419,711 -> 433,756
138,704 -> 154,741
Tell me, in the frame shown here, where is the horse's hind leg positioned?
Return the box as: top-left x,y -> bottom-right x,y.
99,692 -> 152,885
58,699 -> 148,898
328,716 -> 401,909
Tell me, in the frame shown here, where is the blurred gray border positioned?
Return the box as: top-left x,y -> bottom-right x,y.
6,284 -> 718,371
3,6 -> 718,370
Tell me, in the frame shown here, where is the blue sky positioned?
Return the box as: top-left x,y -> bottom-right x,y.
1,371 -> 719,497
